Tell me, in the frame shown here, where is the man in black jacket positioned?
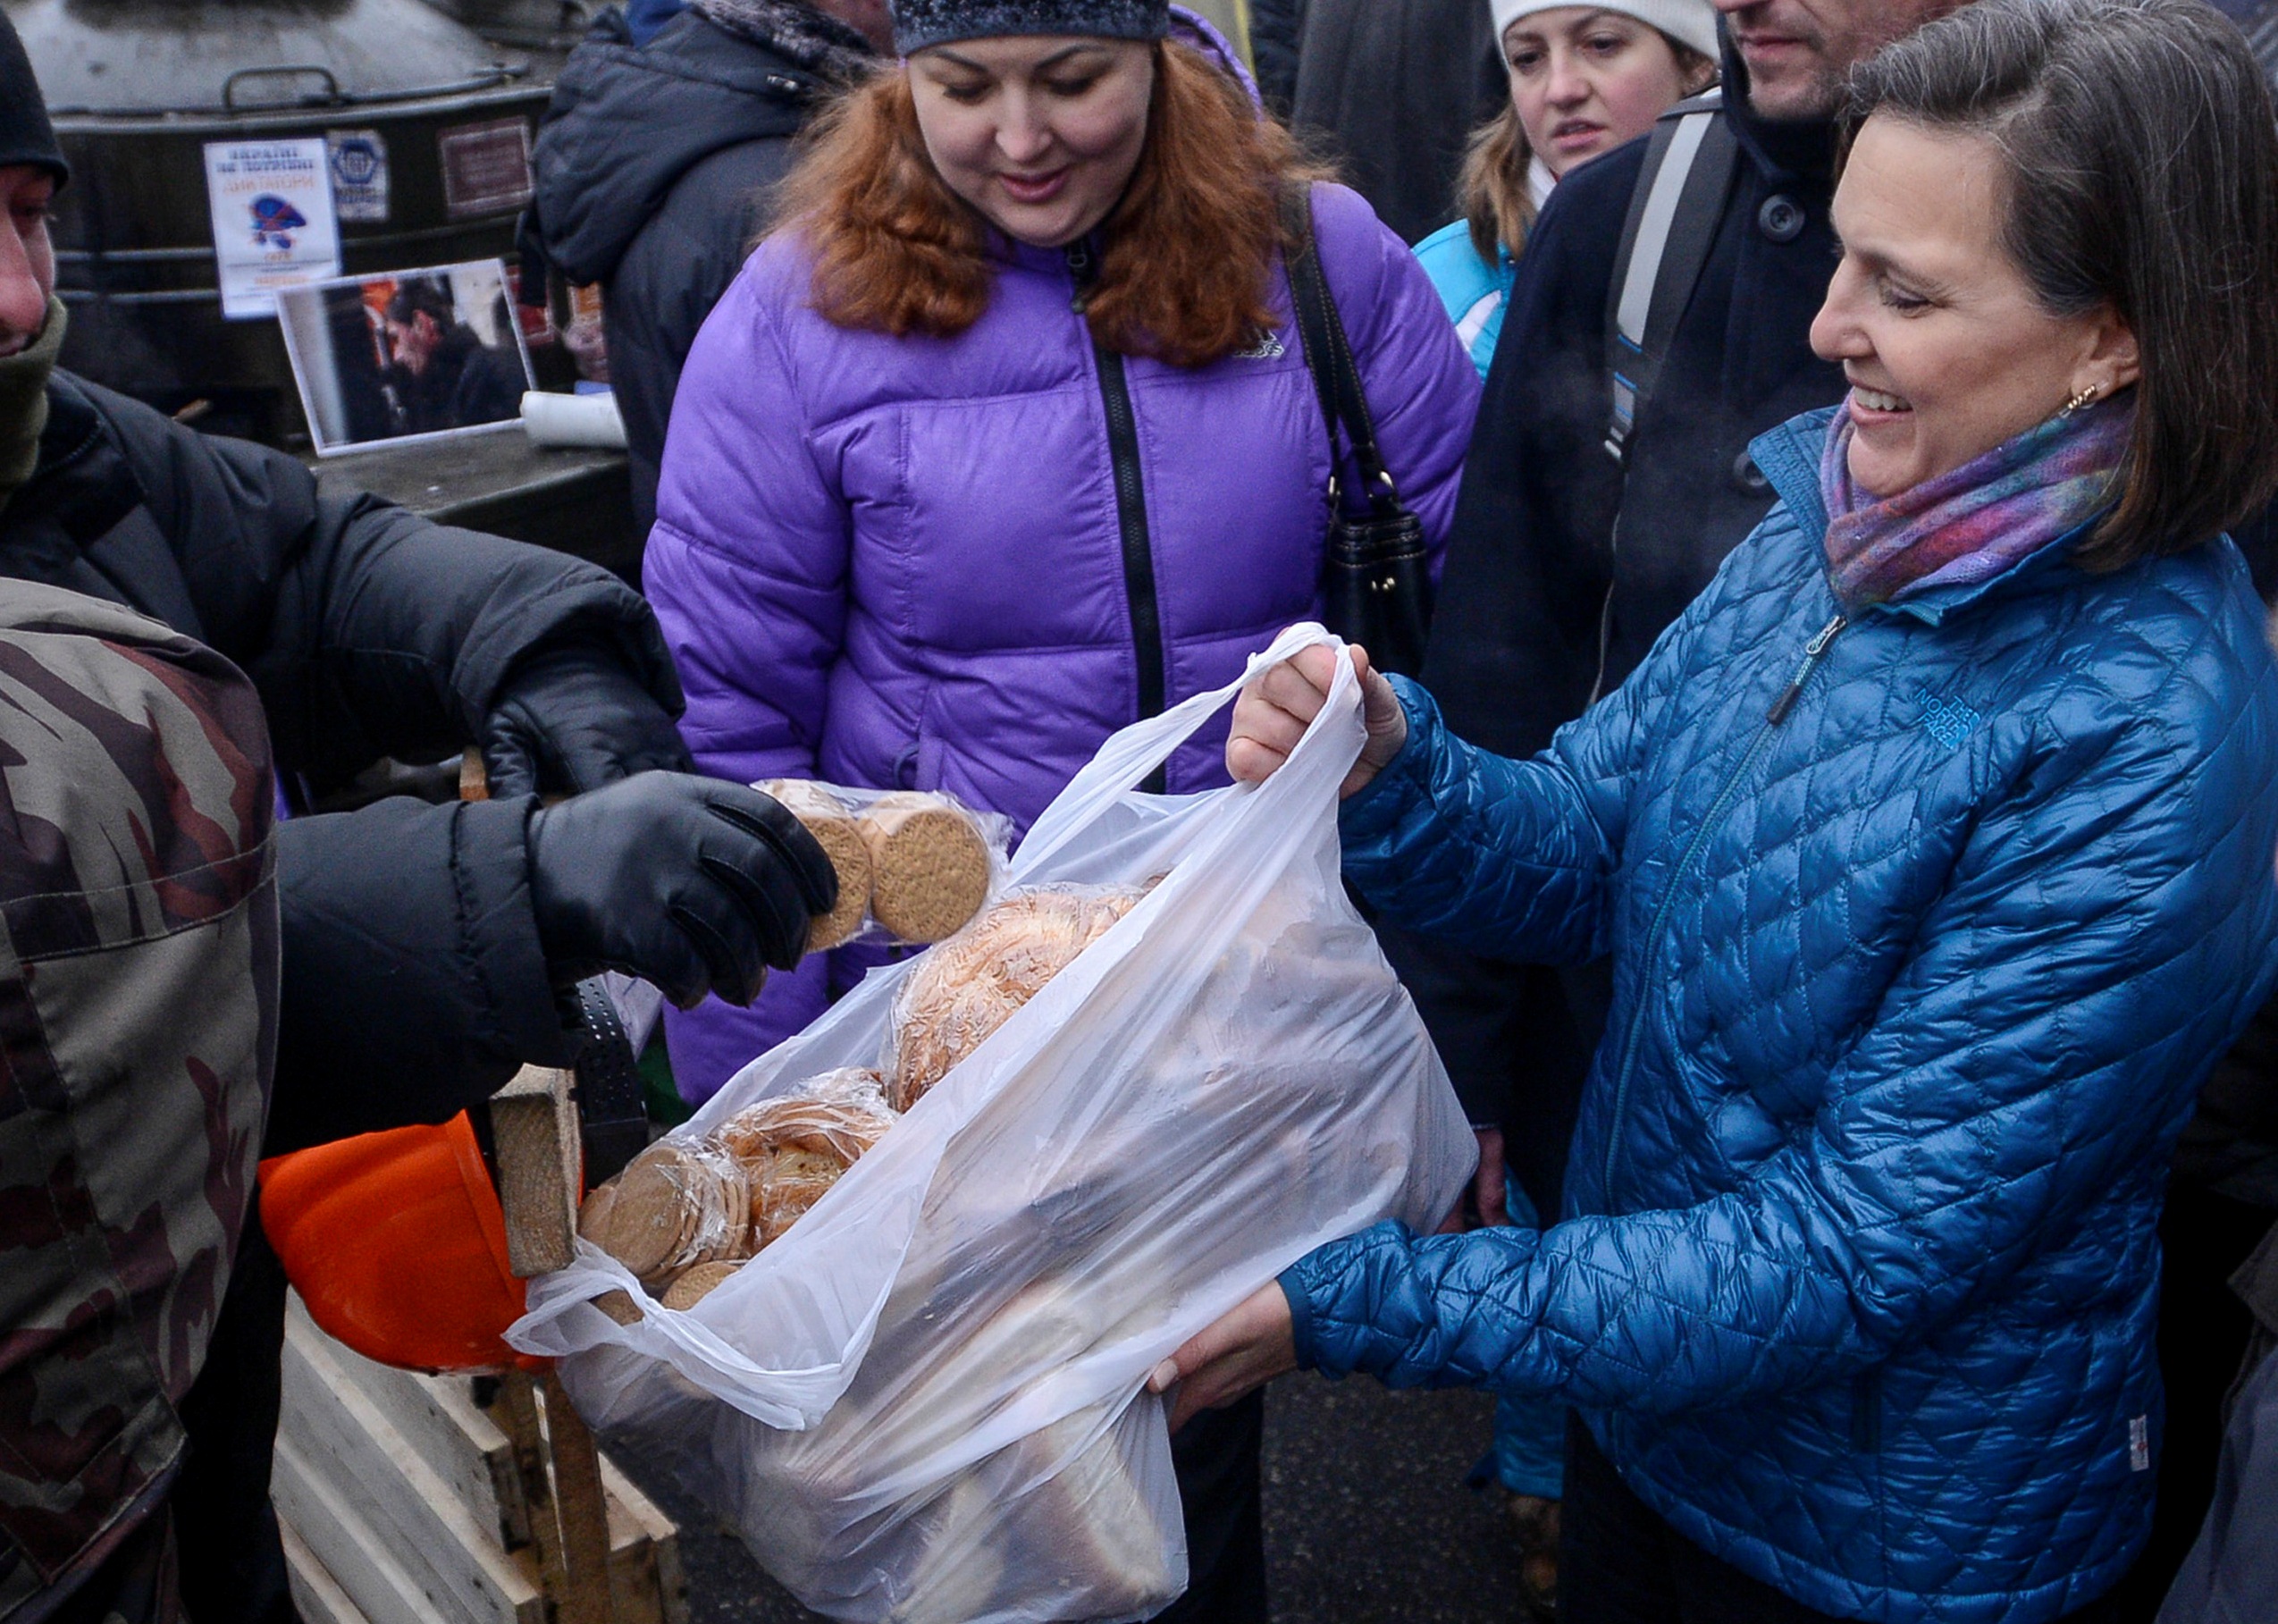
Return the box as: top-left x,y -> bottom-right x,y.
382,279 -> 527,433
1403,0 -> 1963,1239
524,0 -> 887,534
0,22 -> 836,1619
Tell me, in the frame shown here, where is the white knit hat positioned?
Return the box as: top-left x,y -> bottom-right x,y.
1488,0 -> 1720,62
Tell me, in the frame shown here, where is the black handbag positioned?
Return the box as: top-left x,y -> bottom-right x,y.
1281,186 -> 1435,677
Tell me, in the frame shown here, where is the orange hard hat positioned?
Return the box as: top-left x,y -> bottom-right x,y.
261,1112 -> 553,1374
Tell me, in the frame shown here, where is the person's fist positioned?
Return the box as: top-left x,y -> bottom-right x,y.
1226,642 -> 1408,799
526,774 -> 836,1009
484,642 -> 694,800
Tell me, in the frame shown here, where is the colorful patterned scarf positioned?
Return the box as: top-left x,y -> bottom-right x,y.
1818,393 -> 2133,612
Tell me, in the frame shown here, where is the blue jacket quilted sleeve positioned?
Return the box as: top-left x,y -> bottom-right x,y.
1333,577 -> 1709,969
1302,663 -> 2264,1409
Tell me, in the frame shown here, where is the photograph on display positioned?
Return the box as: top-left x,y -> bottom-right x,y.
276,260 -> 534,456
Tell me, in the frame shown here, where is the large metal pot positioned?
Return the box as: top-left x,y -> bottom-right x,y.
9,0 -> 564,443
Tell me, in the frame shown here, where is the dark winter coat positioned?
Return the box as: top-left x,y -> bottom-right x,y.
1248,0 -> 1302,111
2154,1220 -> 2278,1623
525,5 -> 868,534
0,372 -> 685,1624
1279,0 -> 1506,245
1396,52 -> 1847,1163
2,372 -> 682,1153
1298,406 -> 2278,1623
2176,989 -> 2278,1208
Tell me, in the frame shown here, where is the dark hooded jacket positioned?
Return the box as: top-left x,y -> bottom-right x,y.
1271,0 -> 1506,245
525,2 -> 874,534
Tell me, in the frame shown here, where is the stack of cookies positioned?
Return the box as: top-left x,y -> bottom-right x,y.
577,1071 -> 900,1312
886,887 -> 1143,1112
755,781 -> 997,951
576,1140 -> 752,1298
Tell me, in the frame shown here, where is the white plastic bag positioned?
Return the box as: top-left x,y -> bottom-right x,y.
509,624 -> 1475,1624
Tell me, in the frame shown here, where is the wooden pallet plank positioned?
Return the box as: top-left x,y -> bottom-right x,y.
491,1064 -> 579,1277
285,1294 -> 534,1550
280,1320 -> 544,1624
483,1373 -> 683,1623
271,1438 -> 436,1624
281,1514 -> 374,1624
490,1372 -> 569,1601
601,1456 -> 688,1624
541,1372 -> 618,1624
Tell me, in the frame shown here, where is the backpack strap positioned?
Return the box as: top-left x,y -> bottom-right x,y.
1602,88 -> 1739,465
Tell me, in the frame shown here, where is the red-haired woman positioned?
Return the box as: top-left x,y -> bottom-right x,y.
642,1 -> 1478,1608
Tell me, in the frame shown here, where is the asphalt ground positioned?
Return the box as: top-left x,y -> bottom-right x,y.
611,1372 -> 1527,1623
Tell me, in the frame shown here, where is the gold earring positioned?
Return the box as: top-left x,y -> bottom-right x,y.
2060,384 -> 2101,418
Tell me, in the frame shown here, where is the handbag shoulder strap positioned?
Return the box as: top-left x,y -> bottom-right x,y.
1279,183 -> 1402,517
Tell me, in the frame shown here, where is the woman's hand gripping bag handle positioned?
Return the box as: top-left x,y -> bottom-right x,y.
507,624 -> 1475,1624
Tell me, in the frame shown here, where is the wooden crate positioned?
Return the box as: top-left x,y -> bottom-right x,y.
277,1065 -> 687,1624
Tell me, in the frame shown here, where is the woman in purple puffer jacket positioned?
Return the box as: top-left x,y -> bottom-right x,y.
651,0 -> 1476,1089
644,2 -> 1476,1609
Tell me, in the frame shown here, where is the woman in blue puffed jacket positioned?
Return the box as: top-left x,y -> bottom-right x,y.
1155,4 -> 2278,1621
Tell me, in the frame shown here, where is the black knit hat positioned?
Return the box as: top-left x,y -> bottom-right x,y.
892,0 -> 1168,55
0,10 -> 65,188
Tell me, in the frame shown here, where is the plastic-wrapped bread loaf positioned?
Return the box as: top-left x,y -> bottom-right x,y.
719,1068 -> 898,1247
755,779 -> 873,953
886,888 -> 1142,1112
859,792 -> 995,944
660,1259 -> 744,1311
577,1139 -> 752,1289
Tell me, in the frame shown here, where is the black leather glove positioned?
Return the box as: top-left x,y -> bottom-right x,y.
526,775 -> 837,1009
483,642 -> 694,799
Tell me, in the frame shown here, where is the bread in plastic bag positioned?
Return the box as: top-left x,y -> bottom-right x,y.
510,624 -> 1475,1624
884,887 -> 1142,1111
720,1068 -> 898,1245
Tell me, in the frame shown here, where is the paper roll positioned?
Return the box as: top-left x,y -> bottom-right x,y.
520,390 -> 628,450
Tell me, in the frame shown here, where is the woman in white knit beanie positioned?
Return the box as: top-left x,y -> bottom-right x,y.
1415,2 -> 1720,376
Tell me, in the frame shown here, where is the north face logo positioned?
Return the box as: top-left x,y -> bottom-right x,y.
1921,693 -> 1983,749
1235,330 -> 1287,360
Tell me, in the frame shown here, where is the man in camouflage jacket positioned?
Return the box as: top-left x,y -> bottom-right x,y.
0,21 -> 836,1621
0,584 -> 278,1624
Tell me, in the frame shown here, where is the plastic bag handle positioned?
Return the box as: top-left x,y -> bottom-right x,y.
1015,623 -> 1352,876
